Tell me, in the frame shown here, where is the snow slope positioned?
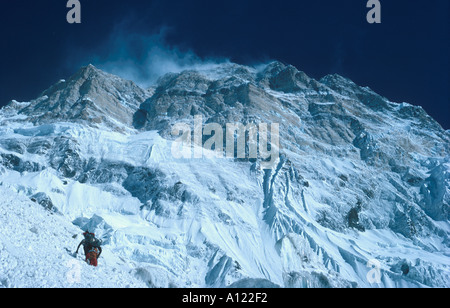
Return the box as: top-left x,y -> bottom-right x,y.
0,185 -> 147,288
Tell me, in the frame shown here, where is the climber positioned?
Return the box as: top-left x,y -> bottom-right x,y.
75,231 -> 102,267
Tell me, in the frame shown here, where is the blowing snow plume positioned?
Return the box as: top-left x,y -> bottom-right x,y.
85,27 -> 230,87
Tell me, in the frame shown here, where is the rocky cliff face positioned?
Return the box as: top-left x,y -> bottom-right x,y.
0,62 -> 448,288
4,65 -> 152,131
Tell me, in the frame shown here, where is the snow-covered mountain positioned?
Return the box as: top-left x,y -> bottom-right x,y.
0,62 -> 448,288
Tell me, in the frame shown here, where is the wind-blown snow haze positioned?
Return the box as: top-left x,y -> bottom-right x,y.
87,29 -> 231,88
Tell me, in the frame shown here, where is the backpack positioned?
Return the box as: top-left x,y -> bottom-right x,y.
83,231 -> 102,248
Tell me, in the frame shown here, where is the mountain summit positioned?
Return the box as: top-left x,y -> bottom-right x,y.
6,64 -> 152,131
0,62 -> 448,288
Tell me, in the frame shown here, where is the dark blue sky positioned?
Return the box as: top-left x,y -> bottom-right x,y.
1,0 -> 448,128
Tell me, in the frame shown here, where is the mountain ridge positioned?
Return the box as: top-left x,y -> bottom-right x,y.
4,62 -> 447,134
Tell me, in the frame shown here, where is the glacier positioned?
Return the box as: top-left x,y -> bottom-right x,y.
0,62 -> 449,288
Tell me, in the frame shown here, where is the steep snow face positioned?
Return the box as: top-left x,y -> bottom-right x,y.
0,62 -> 449,288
